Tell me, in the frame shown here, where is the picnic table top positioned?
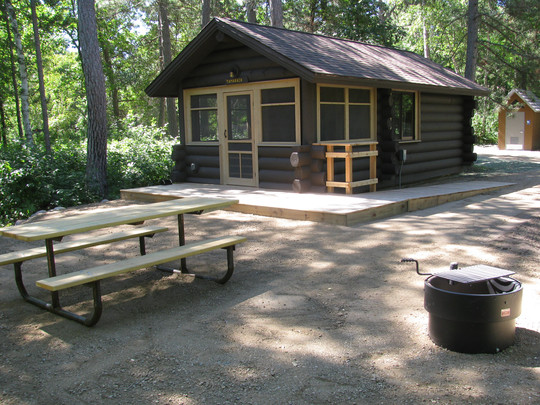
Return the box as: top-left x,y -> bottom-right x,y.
0,197 -> 238,242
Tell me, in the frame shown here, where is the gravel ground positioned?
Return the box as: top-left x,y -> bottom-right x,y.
0,146 -> 539,404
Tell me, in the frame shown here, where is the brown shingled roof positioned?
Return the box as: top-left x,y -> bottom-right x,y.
508,89 -> 540,112
146,17 -> 489,97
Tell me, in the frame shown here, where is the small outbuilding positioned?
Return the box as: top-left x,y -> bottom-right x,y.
498,89 -> 540,151
146,18 -> 489,193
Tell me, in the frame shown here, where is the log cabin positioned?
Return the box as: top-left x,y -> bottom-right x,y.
146,17 -> 489,193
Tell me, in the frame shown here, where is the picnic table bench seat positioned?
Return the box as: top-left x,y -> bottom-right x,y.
35,235 -> 247,326
0,226 -> 169,268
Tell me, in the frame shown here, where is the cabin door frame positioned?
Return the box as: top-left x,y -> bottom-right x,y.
221,90 -> 258,186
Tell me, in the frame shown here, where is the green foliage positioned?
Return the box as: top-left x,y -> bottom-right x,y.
107,116 -> 175,199
0,140 -> 92,226
472,108 -> 498,145
284,0 -> 403,46
322,0 -> 404,46
0,118 -> 175,226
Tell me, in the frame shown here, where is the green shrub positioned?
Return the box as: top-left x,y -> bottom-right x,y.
0,118 -> 176,226
107,118 -> 175,198
0,140 -> 93,226
473,100 -> 499,145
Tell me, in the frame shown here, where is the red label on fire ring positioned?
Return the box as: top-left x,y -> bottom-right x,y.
501,308 -> 511,317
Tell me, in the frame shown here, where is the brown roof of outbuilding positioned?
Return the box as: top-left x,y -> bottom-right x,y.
508,89 -> 540,112
146,18 -> 489,97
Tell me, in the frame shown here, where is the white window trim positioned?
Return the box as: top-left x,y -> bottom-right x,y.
317,84 -> 376,142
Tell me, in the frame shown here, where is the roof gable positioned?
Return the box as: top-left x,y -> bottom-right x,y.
508,89 -> 540,113
146,18 -> 489,97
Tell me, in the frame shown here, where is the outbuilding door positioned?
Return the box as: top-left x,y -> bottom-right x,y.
223,91 -> 257,186
505,111 -> 525,149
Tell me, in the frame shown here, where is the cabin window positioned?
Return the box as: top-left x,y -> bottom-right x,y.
261,87 -> 296,142
190,94 -> 218,142
392,91 -> 418,141
318,86 -> 373,141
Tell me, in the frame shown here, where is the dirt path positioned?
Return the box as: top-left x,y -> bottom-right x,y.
0,147 -> 539,404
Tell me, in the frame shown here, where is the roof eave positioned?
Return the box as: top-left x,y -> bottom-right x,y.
145,19 -> 317,97
145,20 -> 221,97
312,74 -> 490,97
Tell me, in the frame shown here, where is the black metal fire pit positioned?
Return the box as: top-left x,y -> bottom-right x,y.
402,259 -> 523,354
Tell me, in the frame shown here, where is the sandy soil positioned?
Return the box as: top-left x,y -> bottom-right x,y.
0,146 -> 539,404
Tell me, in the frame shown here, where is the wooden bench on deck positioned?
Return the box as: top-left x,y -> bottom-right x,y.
35,235 -> 247,326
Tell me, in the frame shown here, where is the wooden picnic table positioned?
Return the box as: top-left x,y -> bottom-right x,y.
0,197 -> 243,326
0,197 -> 236,241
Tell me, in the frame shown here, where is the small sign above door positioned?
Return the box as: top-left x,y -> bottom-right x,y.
226,77 -> 245,85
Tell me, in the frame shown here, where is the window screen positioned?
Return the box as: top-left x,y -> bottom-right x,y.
320,104 -> 345,141
262,105 -> 295,142
319,87 -> 371,141
261,87 -> 296,143
349,105 -> 371,139
261,87 -> 295,104
349,89 -> 370,103
320,87 -> 345,103
191,94 -> 217,108
227,95 -> 251,140
190,94 -> 218,142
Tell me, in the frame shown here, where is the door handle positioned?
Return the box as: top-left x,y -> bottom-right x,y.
224,129 -> 227,139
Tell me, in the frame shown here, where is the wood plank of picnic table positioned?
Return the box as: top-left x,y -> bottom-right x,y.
0,197 -> 238,242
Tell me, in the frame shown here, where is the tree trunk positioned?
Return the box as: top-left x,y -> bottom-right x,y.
2,1 -> 23,140
158,97 -> 166,127
157,4 -> 166,128
246,0 -> 256,23
269,0 -> 283,28
31,0 -> 51,153
158,0 -> 178,138
202,0 -> 211,27
78,0 -> 108,197
464,0 -> 479,81
0,93 -> 7,147
423,21 -> 430,59
6,0 -> 34,146
421,0 -> 430,59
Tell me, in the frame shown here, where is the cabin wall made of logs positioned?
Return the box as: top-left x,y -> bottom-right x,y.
170,144 -> 304,190
377,92 -> 477,188
170,91 -> 478,193
181,39 -> 294,89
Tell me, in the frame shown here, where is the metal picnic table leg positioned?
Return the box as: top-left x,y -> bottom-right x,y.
14,261 -> 51,309
13,259 -> 103,327
45,238 -> 61,308
44,237 -> 103,325
178,213 -> 189,273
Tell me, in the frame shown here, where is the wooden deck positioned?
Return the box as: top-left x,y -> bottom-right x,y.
120,181 -> 513,226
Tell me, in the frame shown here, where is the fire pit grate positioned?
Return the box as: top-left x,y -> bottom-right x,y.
433,264 -> 515,284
